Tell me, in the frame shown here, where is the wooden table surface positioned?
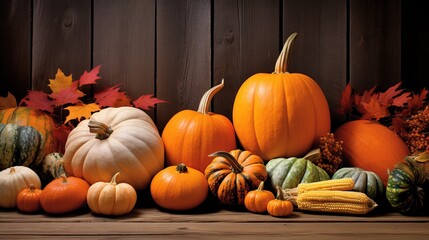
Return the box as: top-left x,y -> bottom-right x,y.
1,195 -> 429,240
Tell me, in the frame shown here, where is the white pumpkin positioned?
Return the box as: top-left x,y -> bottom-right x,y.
63,107 -> 164,190
0,166 -> 41,208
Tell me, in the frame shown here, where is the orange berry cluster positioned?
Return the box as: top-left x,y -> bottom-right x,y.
405,105 -> 429,154
316,133 -> 343,176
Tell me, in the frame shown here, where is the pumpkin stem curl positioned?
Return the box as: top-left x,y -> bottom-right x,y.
197,79 -> 225,114
111,172 -> 120,185
88,120 -> 113,140
274,32 -> 298,74
209,151 -> 243,173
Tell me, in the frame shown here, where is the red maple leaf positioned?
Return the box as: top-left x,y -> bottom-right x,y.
94,84 -> 130,107
49,81 -> 84,106
79,65 -> 101,86
360,95 -> 389,120
133,94 -> 167,110
378,82 -> 403,106
392,92 -> 412,107
21,90 -> 54,112
408,88 -> 429,111
338,83 -> 352,115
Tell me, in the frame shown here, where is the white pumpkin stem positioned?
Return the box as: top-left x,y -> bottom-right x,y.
9,167 -> 16,174
88,120 -> 113,140
197,79 -> 225,114
209,151 -> 243,173
274,32 -> 298,74
110,172 -> 120,185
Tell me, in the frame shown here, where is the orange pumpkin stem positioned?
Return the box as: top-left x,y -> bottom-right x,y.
274,32 -> 298,74
209,151 -> 243,173
275,186 -> 285,200
29,184 -> 36,192
176,163 -> 188,173
197,79 -> 225,114
9,167 -> 16,174
88,120 -> 113,140
110,172 -> 120,185
60,173 -> 68,184
257,181 -> 265,191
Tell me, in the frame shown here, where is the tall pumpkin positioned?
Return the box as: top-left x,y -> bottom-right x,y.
63,107 -> 164,191
232,33 -> 330,160
162,80 -> 237,173
0,107 -> 57,154
334,120 -> 409,185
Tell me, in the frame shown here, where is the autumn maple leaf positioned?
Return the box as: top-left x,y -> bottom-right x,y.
360,95 -> 389,120
48,68 -> 74,93
21,90 -> 54,113
94,84 -> 131,108
64,103 -> 100,124
338,83 -> 352,115
0,92 -> 17,110
133,94 -> 167,110
79,65 -> 101,86
49,81 -> 85,106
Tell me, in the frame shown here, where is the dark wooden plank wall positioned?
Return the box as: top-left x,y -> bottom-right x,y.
1,0 -> 428,131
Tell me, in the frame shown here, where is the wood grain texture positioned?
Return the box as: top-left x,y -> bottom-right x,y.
32,0 -> 91,92
0,0 -> 31,100
156,0 -> 211,131
93,0 -> 156,118
349,0 -> 401,92
283,0 -> 347,129
213,0 -> 280,121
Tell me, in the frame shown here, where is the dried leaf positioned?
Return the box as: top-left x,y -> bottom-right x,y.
21,90 -> 54,113
48,68 -> 74,93
338,83 -> 352,115
64,103 -> 100,124
415,151 -> 429,163
79,65 -> 101,86
0,92 -> 17,110
49,81 -> 85,106
133,94 -> 167,110
360,95 -> 389,120
392,92 -> 412,107
378,82 -> 402,106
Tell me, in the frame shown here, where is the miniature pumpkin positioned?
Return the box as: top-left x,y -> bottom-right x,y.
0,123 -> 45,170
162,80 -> 237,173
63,107 -> 164,190
244,181 -> 275,213
40,174 -> 90,214
265,157 -> 329,191
232,33 -> 330,160
151,163 -> 208,211
205,150 -> 267,206
334,119 -> 409,184
267,186 -> 294,217
386,157 -> 428,214
0,107 -> 57,154
332,167 -> 384,201
87,172 -> 137,216
17,184 -> 42,213
0,166 -> 41,208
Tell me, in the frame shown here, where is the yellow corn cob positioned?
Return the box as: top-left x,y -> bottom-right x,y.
282,178 -> 355,197
296,190 -> 378,215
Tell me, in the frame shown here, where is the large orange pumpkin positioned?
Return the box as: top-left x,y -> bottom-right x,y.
334,120 -> 409,184
232,33 -> 330,160
162,80 -> 237,173
0,107 -> 57,154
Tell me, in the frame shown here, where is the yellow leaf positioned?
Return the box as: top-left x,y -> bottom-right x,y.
48,68 -> 73,93
64,103 -> 100,124
0,92 -> 17,110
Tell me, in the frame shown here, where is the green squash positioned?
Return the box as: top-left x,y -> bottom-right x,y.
266,157 -> 329,191
332,167 -> 384,200
0,123 -> 45,170
41,152 -> 66,183
386,157 -> 428,214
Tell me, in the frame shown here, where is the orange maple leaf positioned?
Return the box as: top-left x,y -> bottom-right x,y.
0,92 -> 17,110
64,103 -> 100,124
361,95 -> 389,120
48,68 -> 74,93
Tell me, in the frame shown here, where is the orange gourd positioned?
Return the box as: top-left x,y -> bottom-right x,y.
17,184 -> 42,213
205,150 -> 267,206
232,33 -> 330,160
334,120 -> 409,185
150,163 -> 208,211
162,80 -> 237,172
0,107 -> 57,154
267,186 -> 294,217
244,181 -> 275,213
40,174 -> 90,214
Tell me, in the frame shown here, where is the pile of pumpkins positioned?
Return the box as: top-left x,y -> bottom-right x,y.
1,33 -> 427,216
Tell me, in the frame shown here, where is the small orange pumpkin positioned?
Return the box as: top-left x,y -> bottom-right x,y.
16,184 -> 42,213
205,150 -> 267,206
162,80 -> 237,173
232,33 -> 330,160
267,186 -> 294,217
40,174 -> 90,214
150,163 -> 208,211
244,181 -> 275,213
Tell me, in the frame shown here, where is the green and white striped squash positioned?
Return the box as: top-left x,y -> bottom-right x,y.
332,167 -> 384,200
266,157 -> 330,191
0,123 -> 45,170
